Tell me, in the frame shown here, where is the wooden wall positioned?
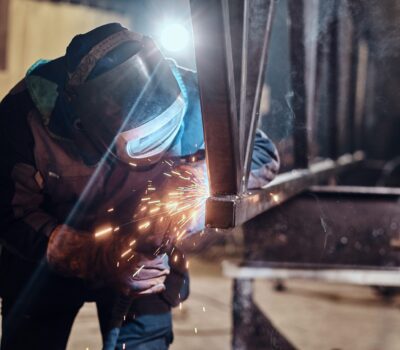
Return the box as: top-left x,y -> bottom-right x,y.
0,0 -> 129,98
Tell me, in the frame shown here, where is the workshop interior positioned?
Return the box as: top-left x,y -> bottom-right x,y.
1,0 -> 400,349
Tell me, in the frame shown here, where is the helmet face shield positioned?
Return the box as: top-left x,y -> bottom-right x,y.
116,94 -> 186,165
68,37 -> 184,165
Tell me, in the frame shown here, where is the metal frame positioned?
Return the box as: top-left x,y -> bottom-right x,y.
205,152 -> 364,228
189,1 -> 396,349
224,184 -> 400,349
224,262 -> 400,287
190,0 -> 276,196
190,0 -> 242,196
191,0 -> 367,229
288,0 -> 308,169
188,1 -> 398,349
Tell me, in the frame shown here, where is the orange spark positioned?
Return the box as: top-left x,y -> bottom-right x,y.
138,221 -> 151,230
94,226 -> 113,238
121,248 -> 132,258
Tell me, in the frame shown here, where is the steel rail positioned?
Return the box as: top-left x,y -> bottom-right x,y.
205,151 -> 365,228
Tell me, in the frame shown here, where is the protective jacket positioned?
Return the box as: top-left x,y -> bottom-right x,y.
0,62 -> 279,315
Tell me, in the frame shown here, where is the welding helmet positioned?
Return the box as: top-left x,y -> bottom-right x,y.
66,27 -> 185,166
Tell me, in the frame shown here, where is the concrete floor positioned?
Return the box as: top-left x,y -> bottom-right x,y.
65,257 -> 400,350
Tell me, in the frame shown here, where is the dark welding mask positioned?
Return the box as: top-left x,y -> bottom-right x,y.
66,29 -> 185,166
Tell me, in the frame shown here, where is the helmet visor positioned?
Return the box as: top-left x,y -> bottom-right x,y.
69,38 -> 183,164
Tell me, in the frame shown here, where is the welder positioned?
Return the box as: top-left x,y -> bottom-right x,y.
0,23 -> 279,349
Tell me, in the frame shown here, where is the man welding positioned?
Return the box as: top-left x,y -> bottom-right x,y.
0,23 -> 279,349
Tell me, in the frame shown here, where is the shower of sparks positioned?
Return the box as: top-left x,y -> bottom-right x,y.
93,159 -> 209,268
133,161 -> 209,243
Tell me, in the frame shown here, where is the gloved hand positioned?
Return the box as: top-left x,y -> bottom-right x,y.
46,225 -> 170,296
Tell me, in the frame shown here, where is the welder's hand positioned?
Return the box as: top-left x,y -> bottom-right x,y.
117,253 -> 170,296
248,160 -> 280,189
46,225 -> 170,296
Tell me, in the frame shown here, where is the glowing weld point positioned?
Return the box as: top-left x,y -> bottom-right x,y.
129,162 -> 137,167
191,156 -> 196,162
107,208 -> 114,213
132,265 -> 145,278
272,194 -> 280,202
121,248 -> 132,258
179,302 -> 182,310
194,328 -> 198,334
94,226 -> 113,238
174,255 -> 178,263
186,261 -> 190,269
138,221 -> 151,230
202,306 -> 206,312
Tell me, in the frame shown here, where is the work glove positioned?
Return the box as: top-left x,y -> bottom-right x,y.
46,224 -> 170,296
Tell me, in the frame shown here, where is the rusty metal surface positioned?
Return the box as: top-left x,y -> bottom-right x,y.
206,153 -> 364,228
232,279 -> 297,350
241,0 -> 275,190
190,0 -> 241,196
190,0 -> 275,194
242,186 -> 400,268
327,0 -> 340,159
288,0 -> 308,169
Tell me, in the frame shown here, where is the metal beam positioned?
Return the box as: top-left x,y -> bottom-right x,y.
242,185 -> 400,267
347,18 -> 359,153
241,0 -> 275,191
327,0 -> 340,159
224,262 -> 400,287
232,279 -> 297,350
206,152 -> 364,228
190,0 -> 241,196
288,0 -> 308,168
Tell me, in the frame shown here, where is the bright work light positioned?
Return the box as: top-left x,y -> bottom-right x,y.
160,23 -> 189,52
